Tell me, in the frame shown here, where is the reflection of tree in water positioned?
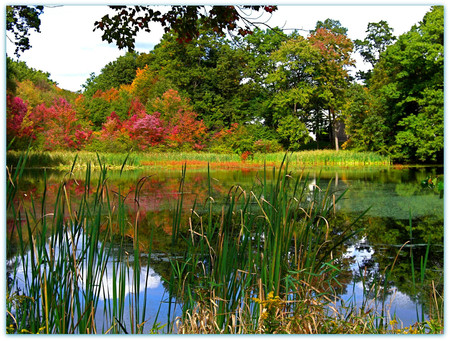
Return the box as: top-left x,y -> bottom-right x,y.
353,214 -> 443,320
8,165 -> 444,322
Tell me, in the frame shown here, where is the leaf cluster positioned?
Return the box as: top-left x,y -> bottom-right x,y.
94,5 -> 278,50
6,5 -> 44,57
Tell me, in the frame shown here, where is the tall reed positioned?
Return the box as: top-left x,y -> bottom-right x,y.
6,151 -> 441,334
168,156 -> 368,333
6,152 -> 159,334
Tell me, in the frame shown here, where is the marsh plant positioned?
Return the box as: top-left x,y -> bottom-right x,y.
6,153 -> 442,334
167,157 -> 368,333
6,153 -> 161,334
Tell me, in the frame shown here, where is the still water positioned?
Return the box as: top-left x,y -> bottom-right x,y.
8,164 -> 444,331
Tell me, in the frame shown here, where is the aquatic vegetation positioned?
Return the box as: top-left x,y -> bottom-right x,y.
5,152 -> 442,334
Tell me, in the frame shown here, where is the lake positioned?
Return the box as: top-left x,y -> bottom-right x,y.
6,164 -> 444,332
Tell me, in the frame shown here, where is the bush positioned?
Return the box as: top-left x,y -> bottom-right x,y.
253,139 -> 283,153
208,123 -> 284,155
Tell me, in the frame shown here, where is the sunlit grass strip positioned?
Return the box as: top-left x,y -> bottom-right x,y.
6,150 -> 147,169
256,150 -> 391,166
7,150 -> 391,170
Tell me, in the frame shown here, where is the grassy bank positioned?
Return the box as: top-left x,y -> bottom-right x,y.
6,153 -> 441,334
6,150 -> 391,170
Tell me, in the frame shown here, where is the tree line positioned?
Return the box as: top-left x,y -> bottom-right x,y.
6,6 -> 443,163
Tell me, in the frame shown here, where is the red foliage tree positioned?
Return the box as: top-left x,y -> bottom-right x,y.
124,112 -> 167,150
128,97 -> 147,117
165,109 -> 207,150
30,97 -> 92,150
148,89 -> 207,150
6,95 -> 33,146
100,112 -> 123,139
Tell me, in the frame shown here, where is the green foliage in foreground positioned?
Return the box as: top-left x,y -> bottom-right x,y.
6,153 -> 441,334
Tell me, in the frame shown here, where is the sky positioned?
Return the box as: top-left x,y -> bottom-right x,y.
3,1 -> 441,92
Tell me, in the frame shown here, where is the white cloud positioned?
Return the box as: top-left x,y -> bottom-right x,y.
7,6 -> 121,91
5,3 -> 435,92
265,5 -> 430,39
6,5 -> 165,92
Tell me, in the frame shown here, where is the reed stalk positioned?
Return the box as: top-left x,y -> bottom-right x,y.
6,151 -> 441,335
6,151 -> 161,334
168,156 -> 368,333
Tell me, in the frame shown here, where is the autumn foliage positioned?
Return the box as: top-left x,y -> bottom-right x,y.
7,77 -> 209,152
7,6 -> 443,163
30,98 -> 93,150
7,95 -> 33,148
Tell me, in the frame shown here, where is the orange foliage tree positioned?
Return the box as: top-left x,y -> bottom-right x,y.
147,89 -> 207,150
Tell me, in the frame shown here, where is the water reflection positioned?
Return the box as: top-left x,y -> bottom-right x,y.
7,165 -> 443,330
7,230 -> 179,333
343,238 -> 424,327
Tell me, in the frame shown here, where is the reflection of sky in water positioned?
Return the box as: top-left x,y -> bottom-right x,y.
8,166 -> 442,332
94,273 -> 175,334
10,235 -> 425,332
342,239 -> 424,328
8,234 -> 180,333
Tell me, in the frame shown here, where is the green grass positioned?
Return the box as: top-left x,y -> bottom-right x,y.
6,149 -> 391,170
256,150 -> 391,166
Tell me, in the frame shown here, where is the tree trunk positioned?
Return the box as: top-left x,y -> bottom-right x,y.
334,127 -> 339,151
315,111 -> 320,149
330,109 -> 339,151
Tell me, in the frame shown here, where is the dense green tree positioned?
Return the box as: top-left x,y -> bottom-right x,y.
240,27 -> 290,127
342,84 -> 390,153
355,20 -> 395,67
82,52 -> 139,96
266,21 -> 353,151
137,30 -> 252,129
276,115 -> 311,150
354,20 -> 396,81
267,34 -> 320,145
395,88 -> 444,162
208,123 -> 282,155
242,28 -> 289,86
308,22 -> 354,151
369,6 -> 443,162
